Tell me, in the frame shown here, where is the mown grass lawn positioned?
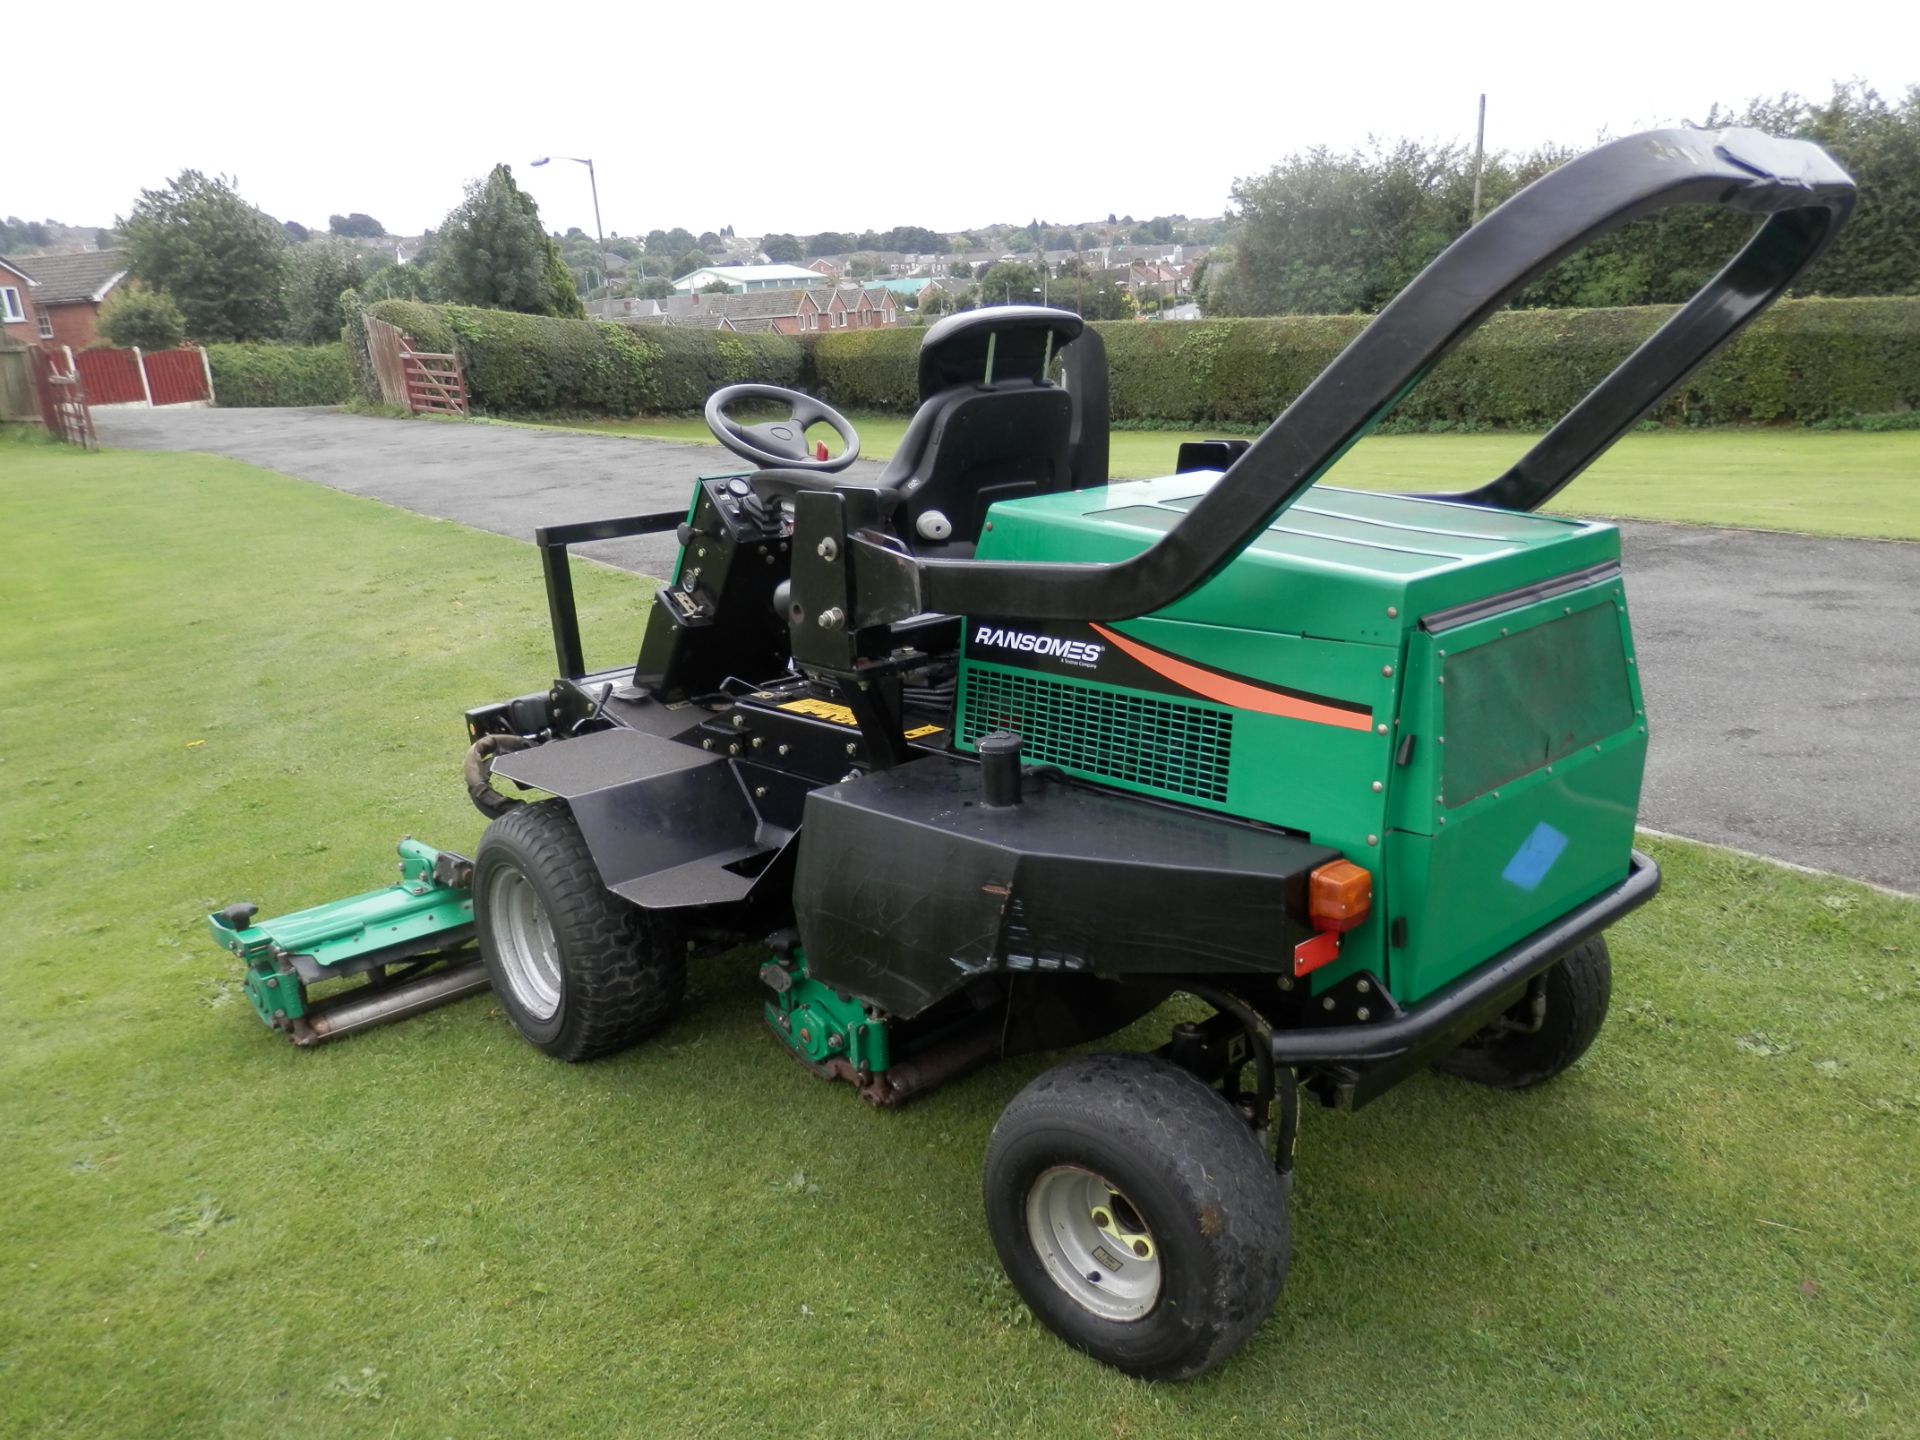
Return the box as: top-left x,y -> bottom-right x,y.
3,443 -> 1917,1438
554,414 -> 1920,541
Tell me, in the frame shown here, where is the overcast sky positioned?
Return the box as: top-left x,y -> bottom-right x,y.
11,1 -> 1914,243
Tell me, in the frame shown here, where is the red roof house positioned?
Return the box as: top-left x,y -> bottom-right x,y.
0,250 -> 130,350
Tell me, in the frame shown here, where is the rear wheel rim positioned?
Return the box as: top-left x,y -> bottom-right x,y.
485,867 -> 561,1020
1025,1165 -> 1161,1321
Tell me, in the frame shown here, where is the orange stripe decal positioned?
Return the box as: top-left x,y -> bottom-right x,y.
1089,624 -> 1375,732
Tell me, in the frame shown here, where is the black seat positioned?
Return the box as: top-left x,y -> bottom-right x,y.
749,306 -> 1109,554
880,307 -> 1091,553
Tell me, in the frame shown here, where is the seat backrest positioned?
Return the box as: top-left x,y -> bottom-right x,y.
878,306 -> 1095,553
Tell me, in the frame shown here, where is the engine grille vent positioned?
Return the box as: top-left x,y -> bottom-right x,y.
959,665 -> 1233,803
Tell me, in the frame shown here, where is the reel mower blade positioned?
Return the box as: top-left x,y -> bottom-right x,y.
208,839 -> 490,1045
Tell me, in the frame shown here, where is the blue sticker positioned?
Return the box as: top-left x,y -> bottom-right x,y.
1502,822 -> 1568,892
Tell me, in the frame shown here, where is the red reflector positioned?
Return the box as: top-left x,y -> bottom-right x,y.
816,441 -> 829,461
1293,931 -> 1340,978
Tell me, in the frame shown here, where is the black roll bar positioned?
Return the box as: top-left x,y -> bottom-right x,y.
852,129 -> 1854,625
535,510 -> 684,679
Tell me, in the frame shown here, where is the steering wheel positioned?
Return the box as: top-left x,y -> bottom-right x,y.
703,384 -> 861,473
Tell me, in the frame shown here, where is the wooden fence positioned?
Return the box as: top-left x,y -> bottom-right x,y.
364,315 -> 468,416
70,345 -> 213,407
0,348 -> 35,422
75,346 -> 148,405
143,348 -> 212,406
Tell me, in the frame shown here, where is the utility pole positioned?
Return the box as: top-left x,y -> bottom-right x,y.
1470,94 -> 1487,225
532,155 -> 605,296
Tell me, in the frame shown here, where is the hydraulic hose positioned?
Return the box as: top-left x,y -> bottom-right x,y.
464,733 -> 531,819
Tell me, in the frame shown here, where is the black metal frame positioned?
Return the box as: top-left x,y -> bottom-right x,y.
534,511 -> 685,680
821,129 -> 1854,632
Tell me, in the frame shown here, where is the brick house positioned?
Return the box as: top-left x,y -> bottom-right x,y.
0,250 -> 129,350
818,286 -> 898,330
0,257 -> 40,347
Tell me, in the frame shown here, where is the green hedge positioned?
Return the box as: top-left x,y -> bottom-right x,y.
809,297 -> 1920,429
338,296 -> 1919,427
354,300 -> 804,416
803,328 -> 923,412
207,343 -> 353,407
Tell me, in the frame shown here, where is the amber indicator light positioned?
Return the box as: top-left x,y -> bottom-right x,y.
1309,860 -> 1372,933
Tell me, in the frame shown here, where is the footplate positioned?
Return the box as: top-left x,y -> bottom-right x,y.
207,839 -> 489,1045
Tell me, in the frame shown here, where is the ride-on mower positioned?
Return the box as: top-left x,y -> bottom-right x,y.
210,129 -> 1854,1377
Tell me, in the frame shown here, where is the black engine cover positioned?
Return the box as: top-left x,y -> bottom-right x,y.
794,756 -> 1339,1017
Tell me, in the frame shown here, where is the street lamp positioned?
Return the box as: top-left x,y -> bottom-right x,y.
530,155 -> 604,296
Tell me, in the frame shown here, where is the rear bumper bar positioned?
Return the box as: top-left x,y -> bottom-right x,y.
1273,850 -> 1661,1067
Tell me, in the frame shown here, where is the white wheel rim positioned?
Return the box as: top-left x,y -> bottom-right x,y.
485,867 -> 562,1020
1025,1165 -> 1162,1322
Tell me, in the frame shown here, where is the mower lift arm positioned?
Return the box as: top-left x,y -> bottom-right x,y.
837,129 -> 1854,630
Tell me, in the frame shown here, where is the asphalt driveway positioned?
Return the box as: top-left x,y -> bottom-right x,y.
92,405 -> 1920,892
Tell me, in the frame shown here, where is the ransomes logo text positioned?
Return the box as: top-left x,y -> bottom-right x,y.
973,626 -> 1105,667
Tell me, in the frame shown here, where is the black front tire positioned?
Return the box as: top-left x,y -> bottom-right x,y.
982,1053 -> 1290,1381
1434,935 -> 1612,1089
473,799 -> 684,1062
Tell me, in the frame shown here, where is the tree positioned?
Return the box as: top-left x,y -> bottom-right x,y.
876,225 -> 944,253
97,288 -> 187,350
625,277 -> 675,300
434,164 -> 583,317
357,260 -> 439,302
761,232 -> 804,263
1207,84 -> 1920,318
328,212 -> 387,238
978,261 -> 1043,306
118,170 -> 288,342
284,241 -> 368,344
807,231 -> 857,257
282,220 -> 311,243
674,249 -> 711,279
700,279 -> 734,295
545,245 -> 586,313
661,227 -> 697,255
696,231 -> 723,251
0,216 -> 54,249
1048,273 -> 1131,321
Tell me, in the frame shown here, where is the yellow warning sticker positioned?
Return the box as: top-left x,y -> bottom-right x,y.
777,698 -> 945,742
779,698 -> 858,726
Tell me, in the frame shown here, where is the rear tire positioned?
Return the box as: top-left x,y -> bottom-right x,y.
474,799 -> 684,1061
1434,936 -> 1612,1089
981,1053 -> 1290,1380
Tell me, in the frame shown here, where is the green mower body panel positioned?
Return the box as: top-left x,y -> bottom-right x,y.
957,477 -> 1647,1005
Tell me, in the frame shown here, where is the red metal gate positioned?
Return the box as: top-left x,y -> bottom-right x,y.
143,348 -> 210,405
75,347 -> 146,405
